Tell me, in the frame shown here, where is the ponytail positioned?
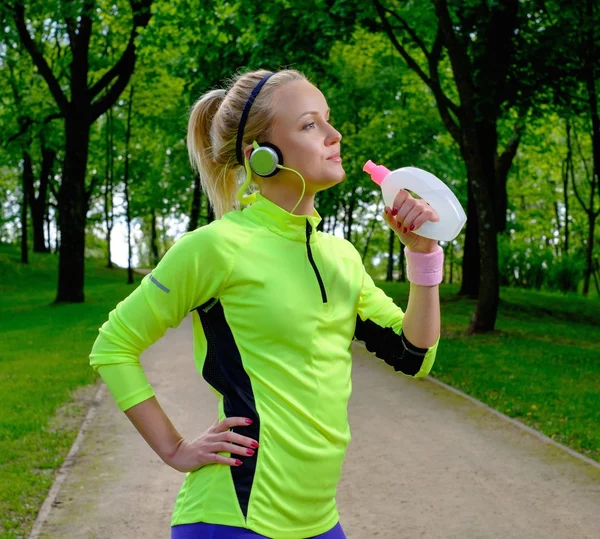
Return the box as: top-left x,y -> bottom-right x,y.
187,89 -> 239,219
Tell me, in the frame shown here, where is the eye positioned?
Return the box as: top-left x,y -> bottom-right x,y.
303,121 -> 316,130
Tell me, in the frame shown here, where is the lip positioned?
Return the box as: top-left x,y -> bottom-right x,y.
327,152 -> 341,160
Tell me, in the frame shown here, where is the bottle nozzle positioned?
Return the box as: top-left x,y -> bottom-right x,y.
363,160 -> 391,186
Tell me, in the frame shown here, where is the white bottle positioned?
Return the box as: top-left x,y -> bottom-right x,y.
363,160 -> 467,242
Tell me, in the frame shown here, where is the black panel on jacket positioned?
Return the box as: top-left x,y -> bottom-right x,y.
196,299 -> 259,519
354,316 -> 429,376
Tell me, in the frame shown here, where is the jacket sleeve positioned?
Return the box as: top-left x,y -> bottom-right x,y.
89,227 -> 232,411
354,266 -> 439,378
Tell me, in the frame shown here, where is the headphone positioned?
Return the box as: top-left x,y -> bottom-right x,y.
235,72 -> 306,211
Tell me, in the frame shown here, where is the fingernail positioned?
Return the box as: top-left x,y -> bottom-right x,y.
403,227 -> 408,233
391,208 -> 398,216
250,441 -> 259,448
246,449 -> 255,456
396,220 -> 402,229
384,207 -> 389,215
235,460 -> 243,466
245,419 -> 253,424
409,224 -> 415,231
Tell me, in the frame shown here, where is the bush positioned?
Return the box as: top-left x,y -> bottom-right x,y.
546,255 -> 585,293
498,235 -> 553,290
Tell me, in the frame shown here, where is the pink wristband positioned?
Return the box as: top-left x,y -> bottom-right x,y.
404,245 -> 444,286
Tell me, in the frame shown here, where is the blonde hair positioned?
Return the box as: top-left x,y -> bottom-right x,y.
187,68 -> 308,219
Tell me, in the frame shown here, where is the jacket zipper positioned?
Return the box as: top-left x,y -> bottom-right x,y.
305,220 -> 328,303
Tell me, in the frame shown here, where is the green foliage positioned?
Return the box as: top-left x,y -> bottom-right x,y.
545,255 -> 586,293
0,244 -> 133,537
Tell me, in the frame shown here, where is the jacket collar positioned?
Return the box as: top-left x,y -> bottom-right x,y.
242,193 -> 322,243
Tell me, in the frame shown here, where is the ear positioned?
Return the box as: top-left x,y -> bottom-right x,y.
243,144 -> 254,161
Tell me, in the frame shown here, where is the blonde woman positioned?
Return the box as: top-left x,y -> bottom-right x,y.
90,69 -> 442,539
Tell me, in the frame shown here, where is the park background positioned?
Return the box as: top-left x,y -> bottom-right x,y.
1,0 -> 599,537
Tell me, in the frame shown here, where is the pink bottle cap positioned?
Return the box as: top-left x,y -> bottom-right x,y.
363,160 -> 391,186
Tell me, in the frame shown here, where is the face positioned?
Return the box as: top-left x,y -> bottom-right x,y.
249,80 -> 345,195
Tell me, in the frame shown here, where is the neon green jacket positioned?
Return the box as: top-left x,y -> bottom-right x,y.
90,193 -> 439,539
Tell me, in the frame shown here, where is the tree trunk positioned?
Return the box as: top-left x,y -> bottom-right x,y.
458,181 -> 479,297
23,146 -> 54,253
386,228 -> 394,281
104,107 -> 114,268
563,123 -> 572,254
45,206 -> 52,253
124,85 -> 135,285
397,240 -> 406,282
188,171 -> 201,232
449,242 -> 454,284
582,0 -> 600,296
464,127 -> 500,334
207,195 -> 215,224
150,207 -> 159,266
21,167 -> 29,264
345,195 -> 356,242
361,206 -> 380,262
56,116 -> 89,303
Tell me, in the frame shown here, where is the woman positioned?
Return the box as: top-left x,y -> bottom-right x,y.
90,68 -> 442,539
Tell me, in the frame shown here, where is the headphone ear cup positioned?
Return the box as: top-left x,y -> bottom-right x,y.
249,142 -> 284,177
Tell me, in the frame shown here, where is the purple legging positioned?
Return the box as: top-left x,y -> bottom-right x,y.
171,522 -> 346,539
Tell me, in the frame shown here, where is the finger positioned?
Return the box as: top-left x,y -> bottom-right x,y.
384,207 -> 402,232
392,189 -> 410,211
402,205 -> 423,230
209,441 -> 257,457
412,209 -> 440,231
213,416 -> 254,433
209,453 -> 244,467
394,198 -> 416,226
220,430 -> 259,448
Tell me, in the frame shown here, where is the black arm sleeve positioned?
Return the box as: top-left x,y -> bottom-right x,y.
354,315 -> 429,376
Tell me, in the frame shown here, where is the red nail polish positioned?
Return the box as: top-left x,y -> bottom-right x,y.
391,208 -> 398,216
403,227 -> 408,233
409,224 -> 415,231
245,419 -> 253,424
247,449 -> 255,456
250,441 -> 259,448
396,220 -> 402,229
235,460 -> 243,466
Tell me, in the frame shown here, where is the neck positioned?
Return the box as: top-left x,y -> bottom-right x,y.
261,184 -> 315,216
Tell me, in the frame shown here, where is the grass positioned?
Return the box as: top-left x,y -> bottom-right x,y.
0,245 -> 134,538
377,280 -> 600,462
0,245 -> 598,537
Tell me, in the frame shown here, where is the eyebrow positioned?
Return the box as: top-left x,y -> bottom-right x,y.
296,109 -> 331,121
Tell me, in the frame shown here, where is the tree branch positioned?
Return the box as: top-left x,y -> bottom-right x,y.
372,0 -> 434,88
432,0 -> 474,111
88,0 -> 153,122
88,36 -> 135,102
381,5 -> 431,61
496,106 -> 528,179
13,2 -> 69,114
428,27 -> 462,142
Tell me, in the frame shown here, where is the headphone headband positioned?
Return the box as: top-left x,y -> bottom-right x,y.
236,72 -> 275,166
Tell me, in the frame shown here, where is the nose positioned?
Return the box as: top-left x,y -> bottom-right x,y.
326,124 -> 342,145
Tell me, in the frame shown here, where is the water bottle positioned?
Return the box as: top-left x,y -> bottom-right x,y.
363,160 -> 467,242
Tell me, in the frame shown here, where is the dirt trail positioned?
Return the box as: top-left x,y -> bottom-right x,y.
37,316 -> 600,538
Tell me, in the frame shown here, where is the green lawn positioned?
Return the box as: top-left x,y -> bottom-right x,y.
377,280 -> 600,462
0,245 -> 133,538
1,245 -> 599,537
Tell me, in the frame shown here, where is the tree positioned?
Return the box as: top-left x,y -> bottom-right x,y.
12,0 -> 152,302
372,0 -> 563,332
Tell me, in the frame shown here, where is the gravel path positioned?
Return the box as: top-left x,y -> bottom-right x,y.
36,316 -> 600,538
